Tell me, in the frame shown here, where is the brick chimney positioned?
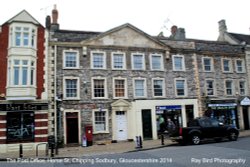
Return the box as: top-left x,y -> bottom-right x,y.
169,25 -> 186,40
50,4 -> 59,31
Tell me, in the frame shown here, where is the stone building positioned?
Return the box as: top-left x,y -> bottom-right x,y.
0,10 -> 49,153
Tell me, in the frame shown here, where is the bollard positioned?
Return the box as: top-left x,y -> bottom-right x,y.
139,136 -> 143,148
55,144 -> 59,155
161,134 -> 165,145
50,143 -> 54,157
19,144 -> 23,158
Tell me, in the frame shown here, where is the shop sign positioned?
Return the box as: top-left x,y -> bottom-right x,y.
208,103 -> 237,110
240,97 -> 250,106
156,105 -> 181,114
0,103 -> 48,111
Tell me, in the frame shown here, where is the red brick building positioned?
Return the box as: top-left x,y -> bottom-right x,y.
0,10 -> 49,153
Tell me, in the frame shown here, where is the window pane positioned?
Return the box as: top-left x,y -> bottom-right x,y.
94,79 -> 105,97
223,60 -> 230,71
206,80 -> 214,95
236,60 -> 243,72
94,111 -> 106,131
204,58 -> 211,71
154,80 -> 163,96
174,57 -> 183,70
225,81 -> 232,95
115,80 -> 125,97
133,55 -> 143,69
65,52 -> 77,67
176,80 -> 185,96
66,79 -> 77,97
135,80 -> 144,96
15,32 -> 21,46
22,67 -> 28,85
239,81 -> 245,95
23,32 -> 29,46
14,67 -> 19,85
152,55 -> 161,70
113,54 -> 124,69
93,53 -> 104,68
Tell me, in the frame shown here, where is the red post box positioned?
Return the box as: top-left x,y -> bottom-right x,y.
85,125 -> 93,146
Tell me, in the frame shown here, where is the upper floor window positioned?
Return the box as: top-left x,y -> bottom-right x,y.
236,59 -> 245,73
175,79 -> 187,97
222,59 -> 232,73
92,78 -> 107,99
134,78 -> 146,98
10,24 -> 36,48
173,55 -> 185,71
203,57 -> 213,72
225,80 -> 233,96
152,78 -> 165,97
112,52 -> 126,70
63,50 -> 79,69
206,80 -> 215,96
113,78 -> 127,98
239,81 -> 246,95
132,53 -> 145,70
91,52 -> 106,69
8,59 -> 36,86
63,77 -> 80,100
150,54 -> 163,70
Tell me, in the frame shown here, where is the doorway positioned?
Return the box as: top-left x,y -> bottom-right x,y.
141,110 -> 152,139
115,111 -> 128,141
243,106 -> 249,130
66,112 -> 79,144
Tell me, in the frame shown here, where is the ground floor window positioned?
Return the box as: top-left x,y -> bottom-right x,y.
7,112 -> 34,143
93,109 -> 108,133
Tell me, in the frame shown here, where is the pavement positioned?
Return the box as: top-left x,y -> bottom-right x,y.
0,130 -> 250,160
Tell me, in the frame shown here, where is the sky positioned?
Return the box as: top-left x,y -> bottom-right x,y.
1,0 -> 250,41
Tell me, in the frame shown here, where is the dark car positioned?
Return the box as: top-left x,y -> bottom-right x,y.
169,117 -> 239,145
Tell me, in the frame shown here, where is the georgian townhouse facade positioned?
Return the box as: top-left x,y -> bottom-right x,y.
217,19 -> 250,130
0,11 -> 49,153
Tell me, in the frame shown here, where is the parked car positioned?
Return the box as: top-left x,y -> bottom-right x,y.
169,117 -> 239,145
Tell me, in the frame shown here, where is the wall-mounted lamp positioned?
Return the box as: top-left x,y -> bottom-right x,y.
82,46 -> 87,57
165,50 -> 170,60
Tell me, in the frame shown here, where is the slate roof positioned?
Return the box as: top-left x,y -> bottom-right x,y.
228,32 -> 250,45
52,29 -> 101,42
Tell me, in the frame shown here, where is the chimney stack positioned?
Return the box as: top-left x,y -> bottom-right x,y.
50,4 -> 59,31
218,19 -> 227,41
169,25 -> 186,40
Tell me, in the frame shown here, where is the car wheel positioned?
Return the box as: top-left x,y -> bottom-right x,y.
191,134 -> 201,145
228,131 -> 238,141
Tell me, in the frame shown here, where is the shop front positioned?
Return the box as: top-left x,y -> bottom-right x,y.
207,102 -> 238,128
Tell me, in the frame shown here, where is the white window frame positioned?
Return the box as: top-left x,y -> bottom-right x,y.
9,23 -> 37,48
133,78 -> 147,98
92,109 -> 109,134
239,80 -> 247,96
63,50 -> 80,69
152,78 -> 165,97
174,78 -> 187,97
222,58 -> 233,73
91,51 -> 106,69
172,55 -> 185,71
131,53 -> 145,70
150,54 -> 163,71
235,59 -> 245,73
225,80 -> 234,96
63,77 -> 80,100
111,52 -> 126,70
91,77 -> 108,99
205,79 -> 216,96
202,57 -> 214,72
113,77 -> 128,99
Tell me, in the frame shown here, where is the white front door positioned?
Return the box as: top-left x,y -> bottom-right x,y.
116,111 -> 127,141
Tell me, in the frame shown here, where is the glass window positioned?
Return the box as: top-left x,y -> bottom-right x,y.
113,53 -> 125,69
176,79 -> 186,96
132,54 -> 144,70
153,79 -> 164,97
13,27 -> 32,47
151,55 -> 162,70
64,51 -> 78,68
134,79 -> 145,97
236,60 -> 244,73
93,79 -> 105,98
206,80 -> 214,96
92,52 -> 105,69
225,80 -> 233,95
173,55 -> 185,71
65,79 -> 78,98
239,81 -> 246,95
7,112 -> 34,142
114,79 -> 125,98
94,111 -> 107,132
203,58 -> 212,71
223,59 -> 232,72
